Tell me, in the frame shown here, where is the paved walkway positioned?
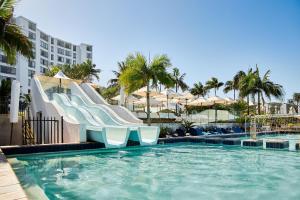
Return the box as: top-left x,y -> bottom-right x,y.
0,149 -> 27,200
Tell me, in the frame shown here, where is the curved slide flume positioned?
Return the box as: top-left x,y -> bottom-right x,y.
52,93 -> 130,148
69,94 -> 160,145
80,83 -> 143,124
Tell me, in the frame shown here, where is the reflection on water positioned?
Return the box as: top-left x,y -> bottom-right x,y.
9,144 -> 300,200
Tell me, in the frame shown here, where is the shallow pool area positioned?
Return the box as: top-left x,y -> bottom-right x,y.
8,142 -> 300,200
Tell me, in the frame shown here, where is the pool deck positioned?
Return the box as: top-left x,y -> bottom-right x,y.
0,149 -> 28,200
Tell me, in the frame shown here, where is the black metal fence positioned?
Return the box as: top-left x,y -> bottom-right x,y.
22,112 -> 64,145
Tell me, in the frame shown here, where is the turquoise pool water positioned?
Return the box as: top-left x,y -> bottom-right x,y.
9,143 -> 300,200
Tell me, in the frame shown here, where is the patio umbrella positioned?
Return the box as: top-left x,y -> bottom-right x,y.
189,97 -> 213,106
135,97 -> 163,107
155,89 -> 181,117
206,96 -> 228,123
53,70 -> 70,93
175,91 -> 195,114
132,86 -> 161,97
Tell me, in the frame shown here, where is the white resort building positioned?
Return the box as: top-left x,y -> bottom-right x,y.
0,16 -> 93,94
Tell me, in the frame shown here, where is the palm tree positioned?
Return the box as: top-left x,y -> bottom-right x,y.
223,71 -> 246,100
293,93 -> 300,114
119,52 -> 174,125
0,0 -> 33,64
239,66 -> 284,115
293,93 -> 300,106
108,61 -> 127,89
75,60 -> 100,82
45,60 -> 100,82
171,67 -> 188,93
205,77 -> 224,96
190,82 -> 207,98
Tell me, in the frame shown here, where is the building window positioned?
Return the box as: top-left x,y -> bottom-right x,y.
73,53 -> 76,59
32,51 -> 36,59
40,32 -> 49,41
66,58 -> 71,64
50,62 -> 54,66
0,65 -> 16,74
51,54 -> 54,60
40,67 -> 47,74
40,58 -> 48,66
51,38 -> 54,44
0,54 -> 7,63
58,56 -> 64,62
28,60 -> 35,68
51,46 -> 54,52
65,43 -> 71,49
28,32 -> 36,40
57,40 -> 64,47
57,48 -> 64,55
73,60 -> 76,65
73,46 -> 76,51
28,22 -> 36,31
40,49 -> 48,58
28,69 -> 35,78
87,52 -> 92,59
65,50 -> 71,57
86,45 -> 92,51
40,40 -> 48,50
28,79 -> 31,87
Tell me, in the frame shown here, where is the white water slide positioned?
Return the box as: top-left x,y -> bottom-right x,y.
30,76 -> 159,148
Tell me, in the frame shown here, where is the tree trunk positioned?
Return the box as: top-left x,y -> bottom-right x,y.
233,89 -> 236,100
214,88 -> 217,96
257,92 -> 261,115
146,82 -> 151,126
247,95 -> 250,115
175,83 -> 178,114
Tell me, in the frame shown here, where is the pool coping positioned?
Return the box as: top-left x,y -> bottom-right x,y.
1,130 -> 299,156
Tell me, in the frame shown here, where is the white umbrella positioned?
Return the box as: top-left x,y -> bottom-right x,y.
175,91 -> 195,114
133,86 -> 161,97
53,70 -> 70,93
175,91 -> 194,100
155,89 -> 181,115
223,97 -> 235,105
189,97 -> 213,106
54,70 -> 70,79
112,94 -> 138,102
135,97 -> 163,106
207,96 -> 227,104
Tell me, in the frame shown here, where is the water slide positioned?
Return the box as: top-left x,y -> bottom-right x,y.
30,76 -> 86,143
69,82 -> 159,145
80,83 -> 142,124
52,93 -> 130,148
30,76 -> 159,147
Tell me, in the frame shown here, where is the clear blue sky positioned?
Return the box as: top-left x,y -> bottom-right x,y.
15,0 -> 300,101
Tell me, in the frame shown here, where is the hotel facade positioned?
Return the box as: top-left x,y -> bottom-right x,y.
0,16 -> 93,94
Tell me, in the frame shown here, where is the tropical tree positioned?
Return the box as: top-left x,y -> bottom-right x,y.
239,66 -> 284,115
171,67 -> 188,93
293,93 -> 300,107
0,78 -> 11,98
73,60 -> 100,82
108,61 -> 127,89
119,52 -> 174,125
45,60 -> 100,82
205,77 -> 224,96
0,0 -> 33,64
190,82 -> 208,98
223,71 -> 246,100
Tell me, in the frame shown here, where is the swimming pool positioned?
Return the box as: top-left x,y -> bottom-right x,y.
8,142 -> 300,200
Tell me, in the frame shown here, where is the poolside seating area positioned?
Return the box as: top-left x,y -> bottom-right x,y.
168,126 -> 244,137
